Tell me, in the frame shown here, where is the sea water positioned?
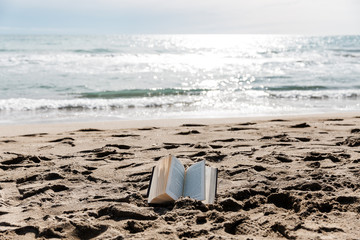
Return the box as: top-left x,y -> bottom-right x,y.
0,35 -> 359,124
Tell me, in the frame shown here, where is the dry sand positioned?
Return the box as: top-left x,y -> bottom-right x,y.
0,113 -> 360,239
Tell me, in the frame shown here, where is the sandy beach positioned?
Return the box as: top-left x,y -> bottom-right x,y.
1,113 -> 360,239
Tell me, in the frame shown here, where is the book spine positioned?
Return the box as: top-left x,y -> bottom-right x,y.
146,166 -> 155,198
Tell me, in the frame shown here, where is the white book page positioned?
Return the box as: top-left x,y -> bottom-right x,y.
203,166 -> 217,204
183,160 -> 205,201
165,156 -> 185,200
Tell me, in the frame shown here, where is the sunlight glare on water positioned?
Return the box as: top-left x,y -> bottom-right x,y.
0,35 -> 359,123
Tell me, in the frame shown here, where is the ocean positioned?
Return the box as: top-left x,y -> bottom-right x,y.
0,35 -> 359,124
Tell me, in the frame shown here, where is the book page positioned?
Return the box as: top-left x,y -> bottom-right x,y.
203,166 -> 218,204
183,160 -> 205,201
165,156 -> 185,200
148,156 -> 172,204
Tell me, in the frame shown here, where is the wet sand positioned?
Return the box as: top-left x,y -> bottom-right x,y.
0,113 -> 360,239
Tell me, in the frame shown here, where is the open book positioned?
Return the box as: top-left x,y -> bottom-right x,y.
147,155 -> 218,204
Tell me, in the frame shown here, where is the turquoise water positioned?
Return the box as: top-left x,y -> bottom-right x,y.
0,35 -> 359,123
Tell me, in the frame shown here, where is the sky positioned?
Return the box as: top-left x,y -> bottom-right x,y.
0,0 -> 359,34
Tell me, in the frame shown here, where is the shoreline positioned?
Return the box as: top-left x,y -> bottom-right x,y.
1,111 -> 359,137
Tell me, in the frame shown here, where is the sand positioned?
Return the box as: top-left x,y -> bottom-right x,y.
0,113 -> 360,239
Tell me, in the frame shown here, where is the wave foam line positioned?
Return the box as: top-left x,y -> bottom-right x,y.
77,88 -> 209,99
0,97 -> 194,111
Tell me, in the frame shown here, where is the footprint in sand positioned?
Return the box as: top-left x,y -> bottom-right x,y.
176,130 -> 200,135
270,119 -> 288,122
1,154 -> 51,165
49,137 -> 74,143
49,137 -> 75,146
112,134 -> 140,137
20,133 -> 48,137
0,140 -> 16,143
163,143 -> 180,149
77,128 -> 103,132
181,123 -> 207,127
212,138 -> 237,143
70,221 -> 108,239
337,137 -> 360,147
18,184 -> 69,199
237,122 -> 257,126
325,118 -> 344,121
350,129 -> 360,134
138,127 -> 159,131
125,171 -> 153,183
105,144 -> 131,150
290,122 -> 310,128
227,127 -> 258,131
